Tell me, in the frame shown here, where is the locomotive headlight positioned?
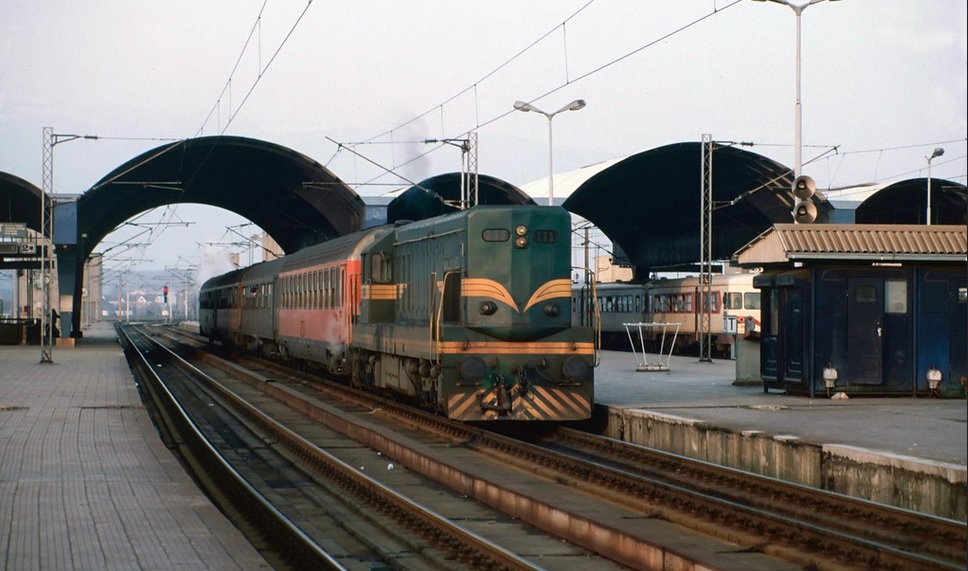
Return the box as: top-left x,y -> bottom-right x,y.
479,301 -> 498,315
515,224 -> 528,236
514,236 -> 528,249
460,357 -> 487,380
562,356 -> 589,381
542,303 -> 559,317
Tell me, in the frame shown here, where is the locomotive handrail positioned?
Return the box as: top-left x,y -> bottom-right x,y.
590,274 -> 601,366
575,268 -> 602,366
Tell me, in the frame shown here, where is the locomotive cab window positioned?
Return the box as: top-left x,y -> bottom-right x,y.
370,251 -> 392,283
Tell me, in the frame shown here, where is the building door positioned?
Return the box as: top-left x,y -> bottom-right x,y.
782,289 -> 804,381
950,277 -> 967,387
846,277 -> 883,384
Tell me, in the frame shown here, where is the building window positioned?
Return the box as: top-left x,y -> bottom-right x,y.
884,280 -> 906,314
855,284 -> 876,303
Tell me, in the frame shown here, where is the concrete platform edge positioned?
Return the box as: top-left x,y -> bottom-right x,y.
601,405 -> 967,521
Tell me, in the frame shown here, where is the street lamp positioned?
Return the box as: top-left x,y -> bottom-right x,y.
926,147 -> 944,225
752,0 -> 840,177
513,99 -> 586,205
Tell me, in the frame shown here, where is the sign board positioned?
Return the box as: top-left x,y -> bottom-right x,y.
0,223 -> 27,238
0,242 -> 40,256
723,314 -> 738,335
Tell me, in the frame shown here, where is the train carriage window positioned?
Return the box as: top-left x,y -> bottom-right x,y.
744,292 -> 761,310
331,267 -> 337,308
724,292 -> 743,310
313,271 -> 319,309
336,267 -> 343,307
701,291 -> 720,313
300,273 -> 306,309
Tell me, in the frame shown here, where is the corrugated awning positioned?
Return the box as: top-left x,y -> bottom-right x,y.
734,224 -> 968,266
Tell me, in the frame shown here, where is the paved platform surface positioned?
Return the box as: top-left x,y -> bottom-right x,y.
2,322 -> 963,569
0,321 -> 269,570
595,349 -> 967,467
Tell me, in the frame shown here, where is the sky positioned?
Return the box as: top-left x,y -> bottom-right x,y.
1,0 -> 966,280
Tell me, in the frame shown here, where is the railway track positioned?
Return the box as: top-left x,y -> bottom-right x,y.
122,328 -> 542,570
132,323 -> 967,570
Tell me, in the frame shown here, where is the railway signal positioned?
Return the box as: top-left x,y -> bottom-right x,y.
163,285 -> 168,304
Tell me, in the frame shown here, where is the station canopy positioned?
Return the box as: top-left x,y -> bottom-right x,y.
0,171 -> 42,231
560,142 -> 818,276
387,172 -> 534,223
855,178 -> 967,225
76,135 -> 364,262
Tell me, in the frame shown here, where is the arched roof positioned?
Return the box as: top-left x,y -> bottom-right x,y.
77,135 -> 364,260
386,172 -> 534,223
854,178 -> 967,225
0,171 -> 43,231
561,141 -> 826,273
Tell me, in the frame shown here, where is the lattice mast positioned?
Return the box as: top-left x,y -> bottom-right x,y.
699,134 -> 713,363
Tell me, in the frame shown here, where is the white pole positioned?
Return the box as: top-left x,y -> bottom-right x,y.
547,116 -> 554,206
926,147 -> 944,225
794,6 -> 803,177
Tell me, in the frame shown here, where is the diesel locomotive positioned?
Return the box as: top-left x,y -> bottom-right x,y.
199,205 -> 597,421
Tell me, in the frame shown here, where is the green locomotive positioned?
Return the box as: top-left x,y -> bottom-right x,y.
201,205 -> 596,421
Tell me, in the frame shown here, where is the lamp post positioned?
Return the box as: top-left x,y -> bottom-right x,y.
926,147 -> 944,225
752,0 -> 839,177
513,99 -> 586,205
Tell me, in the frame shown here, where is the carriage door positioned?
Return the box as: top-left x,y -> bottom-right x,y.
846,278 -> 883,384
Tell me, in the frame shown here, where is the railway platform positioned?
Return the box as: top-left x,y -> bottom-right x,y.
0,321 -> 269,570
594,348 -> 967,521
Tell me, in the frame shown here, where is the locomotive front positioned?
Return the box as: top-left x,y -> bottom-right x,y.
445,206 -> 595,420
